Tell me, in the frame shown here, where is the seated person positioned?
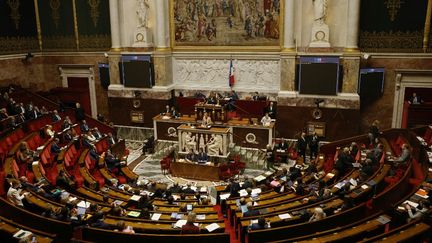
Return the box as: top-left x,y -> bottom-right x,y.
80,120 -> 90,133
107,132 -> 117,147
260,112 -> 272,126
61,116 -> 73,130
7,179 -> 29,207
89,212 -> 111,229
40,106 -> 49,115
170,106 -> 180,118
56,170 -> 75,190
334,147 -> 354,176
89,145 -> 100,161
181,213 -> 200,234
394,143 -> 411,166
50,138 -> 62,159
63,128 -> 75,143
52,110 -> 61,122
7,116 -> 18,129
92,127 -> 103,140
163,105 -> 171,116
408,92 -> 423,105
250,217 -> 269,230
17,142 -> 35,165
309,207 -> 326,222
206,92 -> 218,104
83,131 -> 97,147
186,151 -> 198,162
45,124 -> 55,138
105,150 -> 121,171
0,108 -> 9,119
201,112 -> 213,126
197,148 -> 208,163
243,202 -> 260,217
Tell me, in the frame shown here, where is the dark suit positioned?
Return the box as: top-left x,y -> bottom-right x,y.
297,137 -> 308,161
266,105 -> 277,119
309,135 -> 319,159
52,114 -> 61,122
197,152 -> 208,162
80,123 -> 89,133
243,209 -> 260,217
51,143 -> 61,155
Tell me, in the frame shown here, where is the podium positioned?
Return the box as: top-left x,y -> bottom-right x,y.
177,124 -> 231,158
194,102 -> 226,123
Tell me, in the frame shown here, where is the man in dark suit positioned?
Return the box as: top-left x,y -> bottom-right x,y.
278,138 -> 288,163
80,120 -> 90,133
309,133 -> 319,160
297,132 -> 308,162
107,132 -> 117,147
51,110 -> 61,122
266,101 -> 277,119
105,150 -> 121,171
243,202 -> 260,217
186,151 -> 198,162
197,148 -> 208,163
250,217 -> 268,230
92,127 -> 103,140
408,92 -> 423,105
26,107 -> 38,120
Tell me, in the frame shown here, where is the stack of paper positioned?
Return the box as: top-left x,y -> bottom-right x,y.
151,213 -> 162,221
127,211 -> 141,217
205,223 -> 220,232
254,175 -> 266,182
130,195 -> 141,201
239,189 -> 248,197
251,188 -> 262,195
278,213 -> 292,220
220,193 -> 230,200
264,171 -> 273,176
196,214 -> 206,220
361,184 -> 369,190
415,189 -> 429,199
200,187 -> 207,193
77,201 -> 91,208
350,178 -> 358,187
405,200 -> 419,208
174,220 -> 187,228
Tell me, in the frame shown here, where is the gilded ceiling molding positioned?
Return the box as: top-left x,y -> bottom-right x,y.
50,0 -> 61,28
87,0 -> 101,27
384,0 -> 404,22
7,0 -> 21,30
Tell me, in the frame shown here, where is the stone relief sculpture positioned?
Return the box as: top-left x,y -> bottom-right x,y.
174,59 -> 280,90
310,0 -> 330,47
133,0 -> 153,47
207,134 -> 222,156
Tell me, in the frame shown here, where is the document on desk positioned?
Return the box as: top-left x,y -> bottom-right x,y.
196,214 -> 206,220
174,220 -> 187,228
405,200 -> 419,208
130,195 -> 141,201
127,211 -> 141,217
220,193 -> 231,200
251,188 -> 262,195
278,213 -> 292,220
205,223 -> 220,232
151,213 -> 162,221
239,189 -> 248,197
254,175 -> 266,182
361,184 -> 369,190
376,215 -> 391,225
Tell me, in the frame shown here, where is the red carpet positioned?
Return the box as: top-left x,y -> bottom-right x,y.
214,205 -> 240,243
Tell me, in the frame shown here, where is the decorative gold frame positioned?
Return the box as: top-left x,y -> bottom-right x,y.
169,0 -> 285,52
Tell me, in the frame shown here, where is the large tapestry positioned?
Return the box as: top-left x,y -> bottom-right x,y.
359,0 -> 430,52
171,0 -> 282,47
0,0 -> 39,54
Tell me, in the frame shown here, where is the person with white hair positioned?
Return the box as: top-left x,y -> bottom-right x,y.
309,207 -> 326,222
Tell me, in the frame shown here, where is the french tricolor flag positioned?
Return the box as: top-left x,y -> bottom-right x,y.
229,59 -> 235,87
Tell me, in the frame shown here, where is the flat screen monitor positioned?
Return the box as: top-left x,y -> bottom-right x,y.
299,56 -> 340,96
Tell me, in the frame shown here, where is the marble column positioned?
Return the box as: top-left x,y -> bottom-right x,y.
283,0 -> 295,50
108,53 -> 122,87
341,56 -> 360,93
155,0 -> 169,48
109,0 -> 121,49
345,0 -> 361,51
